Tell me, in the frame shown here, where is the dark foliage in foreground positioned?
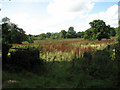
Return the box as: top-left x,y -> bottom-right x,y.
3,47 -> 46,73
2,43 -> 12,65
69,44 -> 119,88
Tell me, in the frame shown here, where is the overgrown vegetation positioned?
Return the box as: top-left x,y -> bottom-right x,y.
1,17 -> 120,88
2,44 -> 119,88
3,47 -> 46,73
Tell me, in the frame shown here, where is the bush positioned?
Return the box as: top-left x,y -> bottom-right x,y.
93,50 -> 111,65
71,47 -> 119,87
6,48 -> 45,73
2,43 -> 12,65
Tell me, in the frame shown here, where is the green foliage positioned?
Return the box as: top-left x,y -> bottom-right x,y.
2,44 -> 119,88
2,17 -> 119,88
84,28 -> 95,40
27,35 -> 34,43
50,32 -> 60,39
2,17 -> 10,23
117,24 -> 120,43
110,27 -> 116,37
2,43 -> 12,65
39,33 -> 46,40
46,32 -> 51,38
72,48 -> 118,88
2,23 -> 11,44
84,19 -> 112,41
77,31 -> 84,38
2,17 -> 26,44
59,30 -> 67,38
12,45 -> 43,51
4,48 -> 45,73
66,27 -> 77,38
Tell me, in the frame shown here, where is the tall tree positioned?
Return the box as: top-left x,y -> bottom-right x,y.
27,34 -> 34,43
46,32 -> 51,38
84,19 -> 111,41
109,27 -> 116,37
59,30 -> 67,39
66,27 -> 77,38
39,33 -> 46,40
77,31 -> 84,38
2,17 -> 26,44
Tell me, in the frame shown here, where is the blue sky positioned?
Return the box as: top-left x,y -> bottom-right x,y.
0,0 -> 119,35
91,2 -> 118,13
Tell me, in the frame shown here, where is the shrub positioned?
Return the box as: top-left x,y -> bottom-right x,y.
2,43 -> 12,65
92,50 -> 110,65
7,48 -> 45,73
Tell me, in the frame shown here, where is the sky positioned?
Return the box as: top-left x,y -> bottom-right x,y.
0,0 -> 119,35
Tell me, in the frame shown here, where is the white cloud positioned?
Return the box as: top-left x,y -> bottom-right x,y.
44,0 -> 95,33
47,0 -> 94,20
86,4 -> 118,28
9,12 -> 47,34
8,0 -> 95,34
1,1 -> 118,35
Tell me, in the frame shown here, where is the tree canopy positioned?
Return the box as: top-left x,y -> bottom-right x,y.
2,17 -> 27,44
2,18 -> 117,42
66,27 -> 77,38
84,19 -> 114,41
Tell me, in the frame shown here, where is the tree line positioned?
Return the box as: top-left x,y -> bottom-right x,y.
33,27 -> 84,40
1,17 -> 119,45
33,19 -> 118,41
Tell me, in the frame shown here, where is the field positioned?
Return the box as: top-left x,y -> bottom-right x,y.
3,38 -> 119,88
11,38 -> 115,61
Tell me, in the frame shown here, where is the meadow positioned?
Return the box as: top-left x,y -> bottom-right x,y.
2,38 -> 120,88
11,38 -> 115,62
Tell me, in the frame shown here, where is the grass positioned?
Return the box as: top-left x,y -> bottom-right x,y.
2,61 -> 72,88
2,56 -> 118,88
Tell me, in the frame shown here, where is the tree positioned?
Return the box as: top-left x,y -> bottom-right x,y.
2,23 -> 11,44
39,33 -> 46,40
77,31 -> 84,38
2,17 -> 10,23
115,27 -> 119,36
59,30 -> 67,39
117,20 -> 120,43
10,24 -> 26,44
27,34 -> 34,43
110,27 -> 116,37
66,27 -> 77,38
46,32 -> 51,38
84,28 -> 95,40
115,20 -> 120,87
0,24 -> 2,51
2,17 -> 27,44
84,19 -> 111,41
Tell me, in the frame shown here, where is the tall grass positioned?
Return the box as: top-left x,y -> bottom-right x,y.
11,38 -> 115,62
